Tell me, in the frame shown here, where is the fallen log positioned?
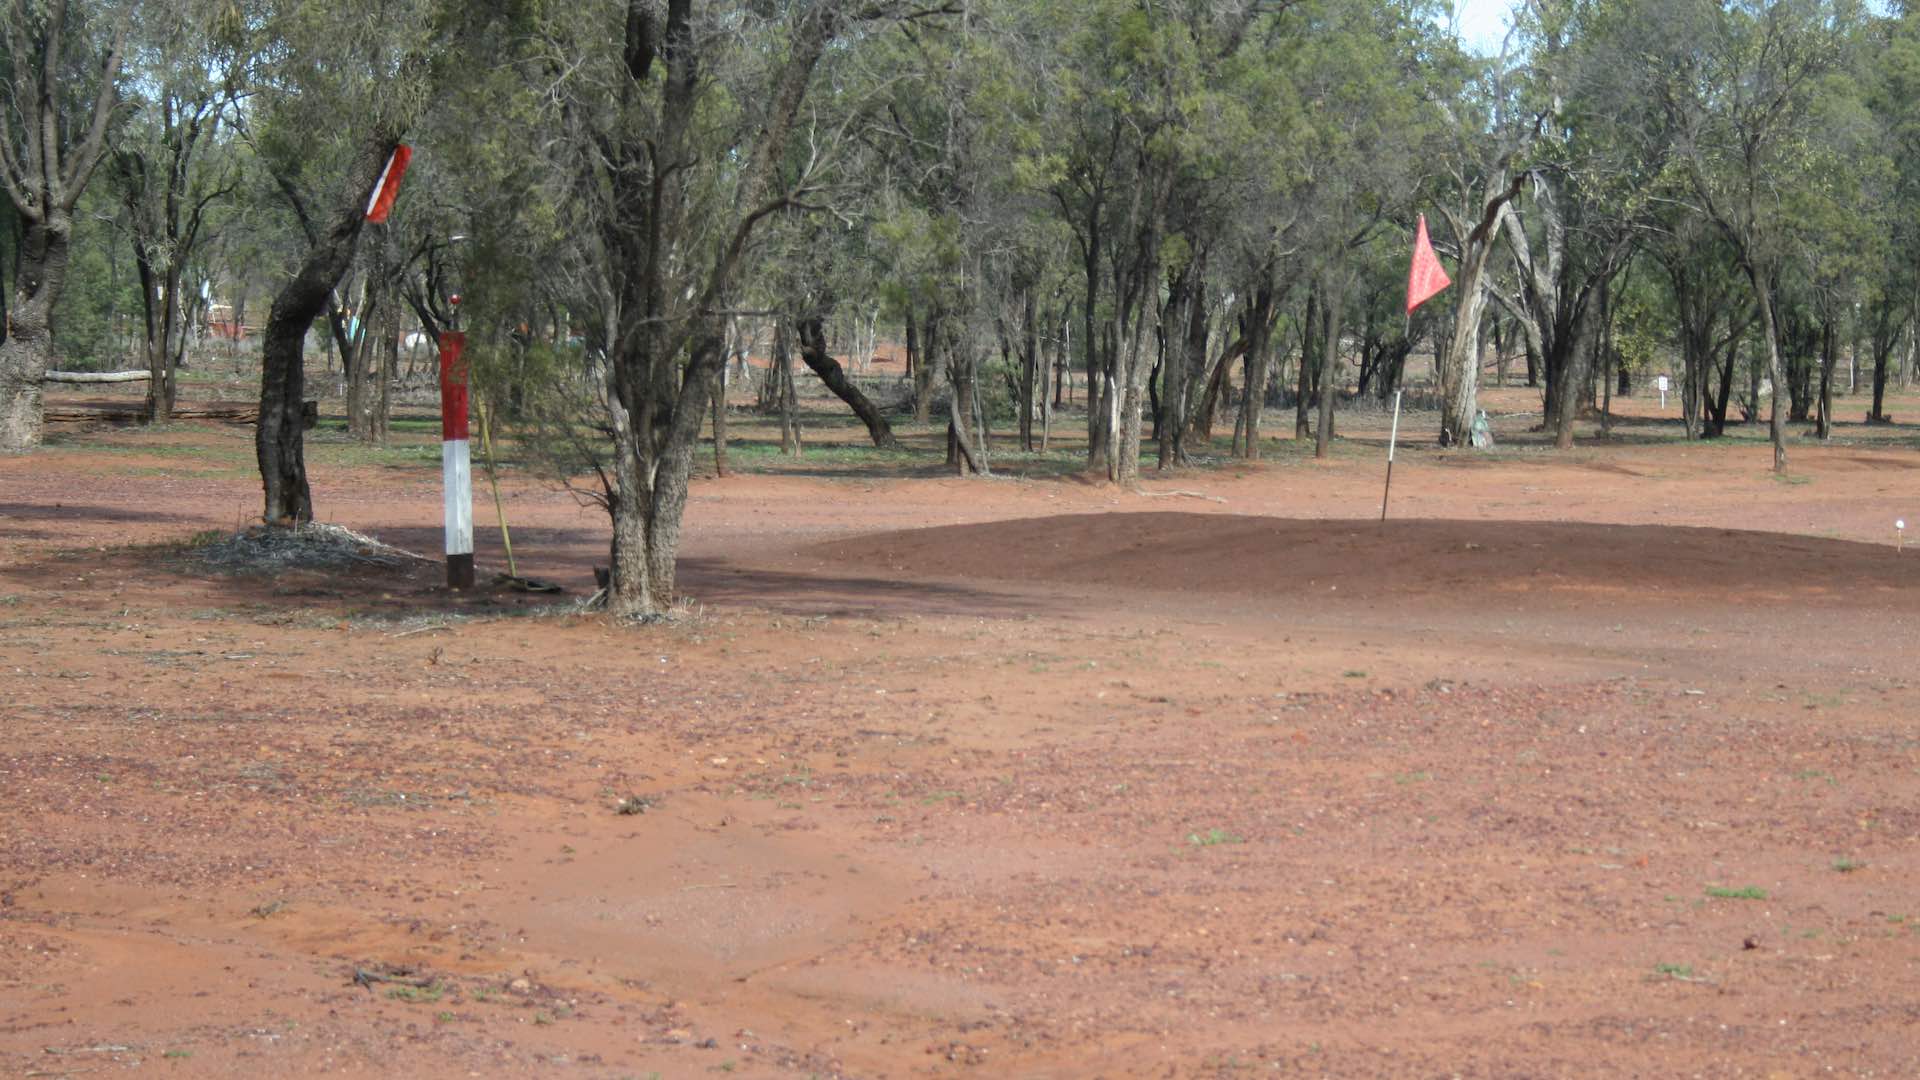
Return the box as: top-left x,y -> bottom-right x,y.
45,369 -> 151,383
44,400 -> 317,427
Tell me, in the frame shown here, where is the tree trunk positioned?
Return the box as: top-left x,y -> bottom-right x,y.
710,362 -> 729,476
1749,270 -> 1789,472
1083,235 -> 1108,474
1236,283 -> 1276,459
257,138 -> 394,522
1115,266 -> 1158,489
1191,332 -> 1242,447
1019,286 -> 1037,452
947,338 -> 985,475
1315,272 -> 1346,460
1870,304 -> 1894,423
1159,265 -> 1204,469
0,219 -> 72,451
912,308 -> 941,424
1815,314 -> 1835,440
775,321 -> 800,455
796,314 -> 901,449
1295,291 -> 1317,440
374,309 -> 396,444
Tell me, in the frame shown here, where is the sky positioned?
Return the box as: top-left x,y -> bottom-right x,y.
1453,0 -> 1517,56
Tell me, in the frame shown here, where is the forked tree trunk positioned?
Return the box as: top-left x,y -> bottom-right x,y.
609,335 -> 726,616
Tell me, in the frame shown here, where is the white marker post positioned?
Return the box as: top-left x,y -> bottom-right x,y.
439,331 -> 474,589
1381,389 -> 1403,522
1899,519 -> 1907,554
1657,373 -> 1670,410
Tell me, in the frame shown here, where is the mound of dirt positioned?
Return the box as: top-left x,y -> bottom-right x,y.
197,523 -> 433,575
813,512 -> 1919,608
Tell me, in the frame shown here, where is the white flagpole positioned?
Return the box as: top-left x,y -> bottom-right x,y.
1381,389 -> 1403,523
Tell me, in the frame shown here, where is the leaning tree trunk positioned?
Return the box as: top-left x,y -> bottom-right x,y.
0,220 -> 73,452
797,315 -> 901,449
257,137 -> 395,523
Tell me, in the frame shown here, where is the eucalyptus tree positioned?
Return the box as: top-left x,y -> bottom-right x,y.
1282,0 -> 1442,459
1015,0 -> 1184,478
0,0 -> 132,451
860,7 -> 1006,463
1653,213 -> 1752,438
1862,2 -> 1920,423
538,1 -> 943,614
113,0 -> 253,423
1658,0 -> 1861,473
1428,35 -> 1530,447
1488,0 -> 1672,448
245,0 -> 448,522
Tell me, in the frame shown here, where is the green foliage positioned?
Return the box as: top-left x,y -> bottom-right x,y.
51,186 -> 140,368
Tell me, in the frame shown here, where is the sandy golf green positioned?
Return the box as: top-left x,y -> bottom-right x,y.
3,390 -> 1919,1077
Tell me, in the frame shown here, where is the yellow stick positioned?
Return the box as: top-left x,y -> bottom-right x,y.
476,399 -> 517,578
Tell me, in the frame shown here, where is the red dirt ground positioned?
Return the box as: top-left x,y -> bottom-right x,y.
3,386 -> 1920,1078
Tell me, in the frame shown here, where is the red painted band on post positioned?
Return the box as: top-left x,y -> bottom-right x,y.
439,331 -> 469,441
365,145 -> 413,224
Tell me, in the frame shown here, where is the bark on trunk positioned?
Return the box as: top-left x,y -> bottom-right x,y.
0,219 -> 71,451
1115,267 -> 1158,489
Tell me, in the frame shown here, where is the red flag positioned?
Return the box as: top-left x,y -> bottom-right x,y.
1406,213 -> 1452,314
364,144 -> 413,224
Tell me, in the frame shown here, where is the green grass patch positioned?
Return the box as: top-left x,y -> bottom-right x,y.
386,981 -> 446,1003
1187,827 -> 1244,847
1705,885 -> 1768,900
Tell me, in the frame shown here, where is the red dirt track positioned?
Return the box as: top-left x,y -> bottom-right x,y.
4,395 -> 1920,1077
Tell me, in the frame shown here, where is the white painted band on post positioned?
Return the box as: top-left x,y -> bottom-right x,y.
443,438 -> 473,556
1387,389 -> 1402,462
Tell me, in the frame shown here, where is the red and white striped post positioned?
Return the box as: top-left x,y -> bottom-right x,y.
438,330 -> 475,589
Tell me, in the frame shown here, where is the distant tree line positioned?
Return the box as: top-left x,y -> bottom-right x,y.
4,0 -> 1916,613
